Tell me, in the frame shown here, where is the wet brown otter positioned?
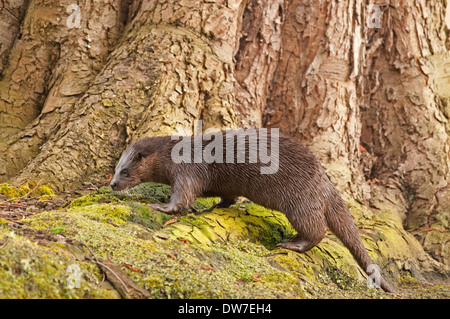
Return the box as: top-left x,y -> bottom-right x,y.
110,129 -> 395,293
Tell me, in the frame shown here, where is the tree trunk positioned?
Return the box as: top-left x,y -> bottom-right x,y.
265,0 -> 364,199
0,0 -> 129,181
0,0 -> 449,268
359,1 -> 450,266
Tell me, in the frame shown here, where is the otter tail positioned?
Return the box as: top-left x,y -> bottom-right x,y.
324,192 -> 396,294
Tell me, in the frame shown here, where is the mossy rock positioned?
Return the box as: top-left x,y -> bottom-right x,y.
8,202 -> 306,298
0,183 -> 448,298
125,201 -> 172,229
0,227 -> 118,298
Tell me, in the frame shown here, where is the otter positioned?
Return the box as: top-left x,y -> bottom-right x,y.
110,129 -> 395,293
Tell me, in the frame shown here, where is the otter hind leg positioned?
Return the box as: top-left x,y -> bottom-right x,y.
276,234 -> 321,253
277,213 -> 327,254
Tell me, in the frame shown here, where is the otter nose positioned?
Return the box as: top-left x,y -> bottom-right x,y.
110,181 -> 117,190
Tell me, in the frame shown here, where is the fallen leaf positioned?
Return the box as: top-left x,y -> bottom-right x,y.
200,265 -> 215,271
167,253 -> 177,261
107,220 -> 120,227
122,263 -> 141,272
163,218 -> 177,227
360,228 -> 378,235
421,227 -> 448,233
359,144 -> 368,153
252,273 -> 265,283
107,174 -> 113,181
178,238 -> 189,244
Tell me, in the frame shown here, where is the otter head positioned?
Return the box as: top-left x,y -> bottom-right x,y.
110,137 -> 170,191
110,144 -> 145,191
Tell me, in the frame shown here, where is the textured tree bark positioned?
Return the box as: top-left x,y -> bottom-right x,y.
233,0 -> 283,128
0,0 -> 129,180
359,0 -> 450,265
265,0 -> 365,199
263,0 -> 450,266
3,0 -> 243,189
0,0 -> 29,75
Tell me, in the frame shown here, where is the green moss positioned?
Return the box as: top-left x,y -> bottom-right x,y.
1,183 -> 22,198
0,227 -> 118,298
0,183 -> 55,200
179,214 -> 208,227
73,204 -> 131,225
12,198 -> 309,298
325,265 -> 359,290
50,225 -> 69,235
25,203 -> 132,237
397,272 -> 422,287
69,194 -> 99,207
98,186 -> 114,195
69,193 -> 120,208
1,184 -> 448,299
191,197 -> 220,211
37,185 -> 54,196
125,201 -> 172,229
164,202 -> 295,250
118,182 -> 171,204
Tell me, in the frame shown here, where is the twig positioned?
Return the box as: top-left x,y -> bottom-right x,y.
80,242 -> 129,294
99,271 -> 106,287
421,227 -> 448,233
0,237 -> 10,249
95,260 -> 130,294
87,183 -> 99,191
0,202 -> 28,209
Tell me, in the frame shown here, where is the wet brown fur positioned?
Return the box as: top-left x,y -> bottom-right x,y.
110,131 -> 395,293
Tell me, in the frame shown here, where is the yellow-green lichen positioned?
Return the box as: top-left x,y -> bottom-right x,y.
163,202 -> 296,250
114,182 -> 172,204
0,183 -> 55,200
1,182 -> 448,299
125,201 -> 172,229
0,227 -> 117,298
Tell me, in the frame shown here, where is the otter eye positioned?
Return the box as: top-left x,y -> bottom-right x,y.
120,168 -> 129,177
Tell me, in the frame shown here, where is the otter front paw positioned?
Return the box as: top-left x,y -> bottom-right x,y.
148,203 -> 182,214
